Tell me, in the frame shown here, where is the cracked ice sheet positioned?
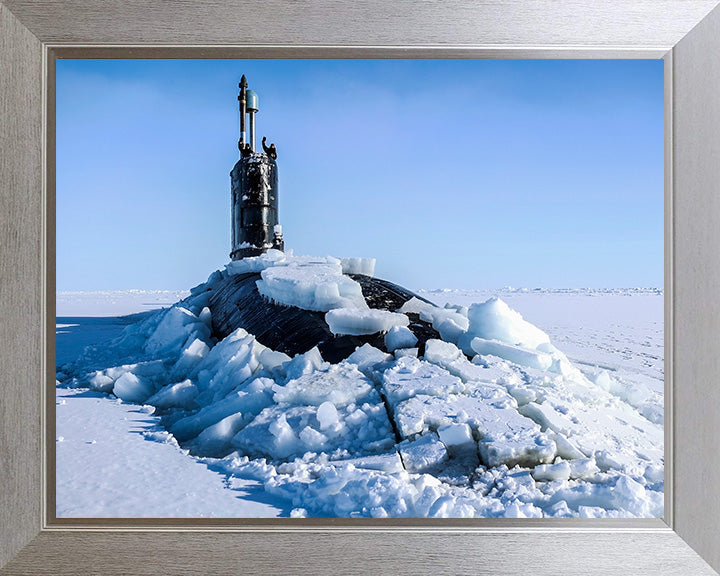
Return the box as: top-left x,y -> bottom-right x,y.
514,365 -> 664,475
381,356 -> 555,468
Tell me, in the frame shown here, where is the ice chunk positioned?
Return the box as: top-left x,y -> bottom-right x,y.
420,308 -> 469,345
346,344 -> 393,374
146,379 -> 198,410
466,297 -> 550,349
467,337 -> 553,371
259,348 -> 292,374
88,371 -> 114,393
194,330 -> 264,402
333,452 -> 404,473
424,339 -> 463,365
478,433 -> 556,469
424,339 -> 510,385
519,401 -> 576,436
398,433 -> 449,473
391,387 -> 554,468
546,432 -> 587,460
437,423 -> 475,454
394,348 -> 418,359
171,337 -> 210,379
258,261 -> 367,312
398,297 -> 435,315
170,377 -> 275,442
145,306 -> 208,356
190,412 -> 246,457
225,248 -> 288,274
325,308 -> 409,336
384,326 -> 418,352
341,257 -> 376,276
399,301 -> 469,345
568,458 -> 600,479
269,413 -> 301,457
282,347 -> 328,381
317,401 -> 339,430
533,461 -> 571,482
113,371 -> 155,403
298,426 -> 329,450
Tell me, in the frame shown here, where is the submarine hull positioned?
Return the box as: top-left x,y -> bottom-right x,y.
207,273 -> 439,363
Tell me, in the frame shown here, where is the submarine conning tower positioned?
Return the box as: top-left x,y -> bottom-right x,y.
230,75 -> 284,261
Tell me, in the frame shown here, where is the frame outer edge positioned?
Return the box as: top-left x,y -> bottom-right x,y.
1,0 -> 720,574
0,2 -> 44,570
671,4 -> 720,573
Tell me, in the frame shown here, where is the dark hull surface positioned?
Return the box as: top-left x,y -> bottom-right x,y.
208,273 -> 438,363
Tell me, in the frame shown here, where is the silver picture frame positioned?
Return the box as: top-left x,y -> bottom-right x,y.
2,1 -> 719,574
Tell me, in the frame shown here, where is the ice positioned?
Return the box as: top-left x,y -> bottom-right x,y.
145,306 -> 209,356
193,331 -> 265,403
466,297 -> 551,349
533,461 -> 571,482
170,377 -> 275,442
346,343 -> 393,375
467,337 -> 554,371
282,346 -> 329,381
331,452 -> 403,473
398,297 -> 433,315
398,298 -> 467,344
317,401 -> 339,430
424,339 -> 512,386
381,356 -> 466,405
477,425 -> 557,469
146,379 -> 198,410
171,338 -> 210,380
568,458 -> 600,479
273,362 -> 376,407
384,325 -> 418,352
225,248 -> 288,274
325,308 -> 410,336
256,258 -> 368,312
340,257 -> 376,276
437,423 -> 475,453
394,348 -> 418,359
398,433 -> 449,473
189,411 -> 247,457
113,371 -> 155,403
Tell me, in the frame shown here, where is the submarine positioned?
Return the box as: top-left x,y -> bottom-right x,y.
207,76 -> 440,363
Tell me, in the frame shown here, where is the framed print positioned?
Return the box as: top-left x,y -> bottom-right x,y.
2,1 -> 720,574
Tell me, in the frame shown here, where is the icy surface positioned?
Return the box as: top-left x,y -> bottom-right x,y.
56,270 -> 664,519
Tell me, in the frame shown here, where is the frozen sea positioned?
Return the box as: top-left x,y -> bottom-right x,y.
56,279 -> 663,519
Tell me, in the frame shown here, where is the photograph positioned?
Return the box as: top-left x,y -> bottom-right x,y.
55,58 -> 664,519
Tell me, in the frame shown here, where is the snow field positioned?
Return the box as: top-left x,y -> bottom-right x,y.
57,258 -> 664,518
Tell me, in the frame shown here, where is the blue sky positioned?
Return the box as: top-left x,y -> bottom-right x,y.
56,59 -> 663,291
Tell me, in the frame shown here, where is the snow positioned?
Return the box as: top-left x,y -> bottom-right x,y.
55,388 -> 289,517
56,264 -> 664,519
